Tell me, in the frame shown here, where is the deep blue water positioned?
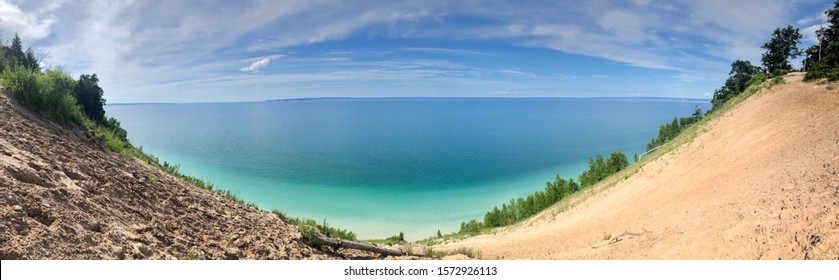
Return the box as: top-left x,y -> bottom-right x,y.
107,97 -> 710,240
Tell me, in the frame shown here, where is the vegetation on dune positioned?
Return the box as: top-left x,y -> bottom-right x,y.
803,1 -> 839,81
645,106 -> 704,152
423,247 -> 481,259
456,151 -> 629,236
445,2 -> 839,239
270,209 -> 358,242
1,34 -> 363,247
761,25 -> 802,75
711,60 -> 762,108
0,33 -> 312,228
0,34 -> 39,73
1,66 -> 86,125
712,1 -> 839,108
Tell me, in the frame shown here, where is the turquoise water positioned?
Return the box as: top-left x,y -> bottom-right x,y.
107,97 -> 710,240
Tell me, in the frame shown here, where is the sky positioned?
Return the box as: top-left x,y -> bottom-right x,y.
0,0 -> 834,103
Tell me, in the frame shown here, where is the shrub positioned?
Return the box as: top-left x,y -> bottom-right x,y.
384,231 -> 406,244
770,76 -> 785,86
1,66 -> 85,125
746,73 -> 767,87
805,42 -> 839,81
296,218 -> 357,241
1,66 -> 42,109
92,124 -> 129,153
459,219 -> 483,235
41,69 -> 84,125
770,68 -> 792,78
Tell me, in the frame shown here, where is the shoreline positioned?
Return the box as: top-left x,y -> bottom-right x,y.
130,146 -> 594,240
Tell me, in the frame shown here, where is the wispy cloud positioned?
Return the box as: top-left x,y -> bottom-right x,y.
400,47 -> 494,56
0,0 -> 828,102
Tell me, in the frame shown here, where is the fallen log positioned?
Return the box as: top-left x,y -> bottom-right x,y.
309,234 -> 416,257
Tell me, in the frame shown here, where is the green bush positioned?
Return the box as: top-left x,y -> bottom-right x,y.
295,218 -> 357,241
384,231 -> 406,244
1,66 -> 85,125
1,66 -> 41,108
805,42 -> 839,81
96,126 -> 128,152
770,68 -> 792,78
746,73 -> 767,87
770,76 -> 785,86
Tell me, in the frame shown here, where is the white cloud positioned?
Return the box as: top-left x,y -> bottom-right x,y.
240,58 -> 271,72
597,10 -> 645,43
1,0 -> 824,102
245,3 -> 437,51
797,11 -> 829,25
802,24 -> 825,44
0,1 -> 56,40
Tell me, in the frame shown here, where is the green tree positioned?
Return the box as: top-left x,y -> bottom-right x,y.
806,41 -> 839,80
805,1 -> 839,80
822,1 -> 839,45
691,105 -> 703,120
802,44 -> 820,71
606,151 -> 628,173
73,73 -> 106,124
23,47 -> 38,70
712,60 -> 760,108
761,25 -> 802,74
10,33 -> 24,62
1,34 -> 21,72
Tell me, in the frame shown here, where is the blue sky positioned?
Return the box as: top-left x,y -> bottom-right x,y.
0,0 -> 834,103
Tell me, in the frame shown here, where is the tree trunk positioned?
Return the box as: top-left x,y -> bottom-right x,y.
309,234 -> 416,257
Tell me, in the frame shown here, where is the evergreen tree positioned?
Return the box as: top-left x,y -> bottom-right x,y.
10,33 -> 23,61
23,47 -> 38,70
73,74 -> 106,124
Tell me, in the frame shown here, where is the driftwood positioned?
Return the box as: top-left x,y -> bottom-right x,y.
310,234 -> 412,256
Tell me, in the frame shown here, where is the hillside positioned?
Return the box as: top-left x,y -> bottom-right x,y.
0,88 -> 336,259
436,73 -> 839,259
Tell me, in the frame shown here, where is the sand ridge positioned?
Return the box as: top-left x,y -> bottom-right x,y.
436,73 -> 839,259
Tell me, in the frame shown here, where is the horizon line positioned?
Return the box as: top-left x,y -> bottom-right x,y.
109,96 -> 712,106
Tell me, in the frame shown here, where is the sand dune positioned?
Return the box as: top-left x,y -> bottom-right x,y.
0,88 -> 336,259
436,73 -> 839,259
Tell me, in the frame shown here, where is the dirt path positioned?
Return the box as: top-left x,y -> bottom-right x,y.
436,73 -> 839,259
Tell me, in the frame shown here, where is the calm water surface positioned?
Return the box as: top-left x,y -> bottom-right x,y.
107,97 -> 709,239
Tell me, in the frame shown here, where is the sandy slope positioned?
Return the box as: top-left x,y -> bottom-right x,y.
436,73 -> 839,259
0,89 -> 338,259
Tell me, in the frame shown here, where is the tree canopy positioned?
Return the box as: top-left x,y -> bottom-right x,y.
761,25 -> 802,74
73,73 -> 106,124
822,1 -> 839,45
711,60 -> 761,108
804,1 -> 839,80
1,33 -> 40,72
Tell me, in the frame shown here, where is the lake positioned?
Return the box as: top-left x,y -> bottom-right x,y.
107,97 -> 710,240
